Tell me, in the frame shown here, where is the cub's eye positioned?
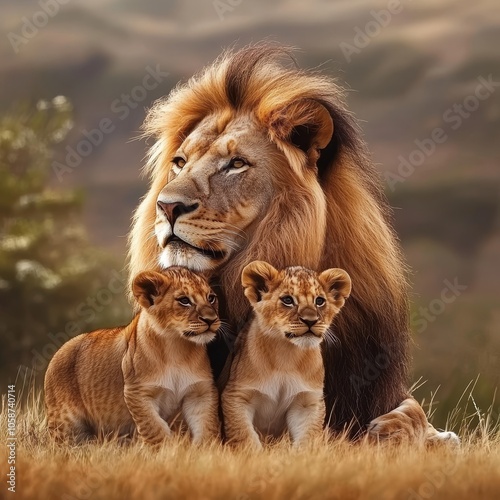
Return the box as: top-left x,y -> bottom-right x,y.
280,296 -> 294,307
172,156 -> 186,173
228,157 -> 248,169
315,296 -> 326,307
177,297 -> 191,306
208,294 -> 217,304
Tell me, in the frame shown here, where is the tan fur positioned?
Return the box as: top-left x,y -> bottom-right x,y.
44,268 -> 220,445
127,43 -> 436,439
367,397 -> 460,446
221,262 -> 351,448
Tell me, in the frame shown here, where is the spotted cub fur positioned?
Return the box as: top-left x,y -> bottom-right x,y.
45,267 -> 220,445
221,261 -> 351,448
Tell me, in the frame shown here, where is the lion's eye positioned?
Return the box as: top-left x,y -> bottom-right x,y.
280,296 -> 294,307
208,294 -> 217,304
177,297 -> 191,306
228,157 -> 248,169
315,296 -> 326,307
172,156 -> 186,173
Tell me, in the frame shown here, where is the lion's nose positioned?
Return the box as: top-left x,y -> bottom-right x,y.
157,201 -> 199,225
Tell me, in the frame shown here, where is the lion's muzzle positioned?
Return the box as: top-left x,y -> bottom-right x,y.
155,191 -> 229,271
157,200 -> 199,226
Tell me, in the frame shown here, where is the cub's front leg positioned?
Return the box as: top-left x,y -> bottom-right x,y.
124,382 -> 172,445
221,387 -> 262,450
286,391 -> 326,447
182,380 -> 220,445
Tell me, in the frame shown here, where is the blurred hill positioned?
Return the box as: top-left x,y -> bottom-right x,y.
0,0 -> 498,425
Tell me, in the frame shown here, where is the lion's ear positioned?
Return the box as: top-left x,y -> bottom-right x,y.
241,261 -> 279,304
132,271 -> 170,309
319,268 -> 352,303
268,99 -> 334,161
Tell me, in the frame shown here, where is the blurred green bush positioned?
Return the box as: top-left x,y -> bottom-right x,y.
0,99 -> 131,384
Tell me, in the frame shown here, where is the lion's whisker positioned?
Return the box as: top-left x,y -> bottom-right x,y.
209,237 -> 241,253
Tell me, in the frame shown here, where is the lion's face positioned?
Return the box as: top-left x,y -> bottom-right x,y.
154,114 -> 277,272
241,261 -> 351,350
132,268 -> 221,345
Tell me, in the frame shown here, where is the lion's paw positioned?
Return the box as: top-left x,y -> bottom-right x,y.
366,398 -> 428,443
426,428 -> 460,447
367,415 -> 414,443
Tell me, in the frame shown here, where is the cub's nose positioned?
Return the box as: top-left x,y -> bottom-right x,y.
156,200 -> 199,225
200,315 -> 217,327
199,307 -> 218,327
299,318 -> 318,329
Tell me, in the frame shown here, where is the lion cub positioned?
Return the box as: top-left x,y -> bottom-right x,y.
45,267 -> 220,445
221,261 -> 351,448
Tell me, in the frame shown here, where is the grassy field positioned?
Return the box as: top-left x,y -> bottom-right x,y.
1,384 -> 499,500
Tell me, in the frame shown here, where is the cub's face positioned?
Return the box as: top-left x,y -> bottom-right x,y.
132,268 -> 220,345
242,261 -> 351,349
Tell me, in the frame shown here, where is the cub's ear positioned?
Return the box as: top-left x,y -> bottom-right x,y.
132,271 -> 170,309
319,268 -> 352,304
267,99 -> 334,163
241,261 -> 279,304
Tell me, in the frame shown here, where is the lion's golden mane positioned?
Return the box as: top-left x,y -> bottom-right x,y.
128,44 -> 410,434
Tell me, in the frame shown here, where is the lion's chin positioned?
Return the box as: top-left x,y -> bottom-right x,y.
158,242 -> 222,272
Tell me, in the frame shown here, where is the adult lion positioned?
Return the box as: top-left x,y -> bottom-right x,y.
128,44 -> 455,442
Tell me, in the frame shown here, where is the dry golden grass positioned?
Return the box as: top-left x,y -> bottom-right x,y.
1,383 -> 499,500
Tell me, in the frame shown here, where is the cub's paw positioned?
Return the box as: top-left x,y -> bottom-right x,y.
226,436 -> 263,451
139,428 -> 172,448
191,431 -> 221,447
